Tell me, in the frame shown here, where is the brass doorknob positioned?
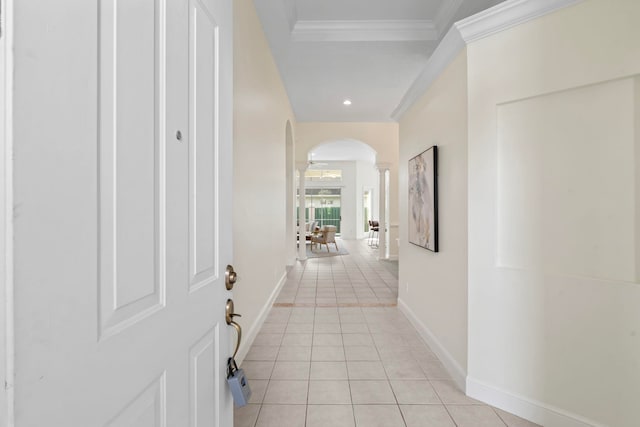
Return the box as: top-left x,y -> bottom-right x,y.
225,265 -> 237,290
226,299 -> 242,359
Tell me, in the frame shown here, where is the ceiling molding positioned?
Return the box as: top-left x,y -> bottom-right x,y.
455,0 -> 584,43
392,0 -> 585,121
291,20 -> 438,42
391,26 -> 465,121
433,0 -> 464,34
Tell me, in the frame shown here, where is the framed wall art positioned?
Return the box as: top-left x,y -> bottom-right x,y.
408,145 -> 438,252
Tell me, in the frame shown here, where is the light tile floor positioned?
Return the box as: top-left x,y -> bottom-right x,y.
235,239 -> 540,427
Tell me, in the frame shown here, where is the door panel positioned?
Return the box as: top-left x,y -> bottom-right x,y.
98,0 -> 167,339
189,327 -> 219,427
189,0 -> 218,292
106,374 -> 167,427
11,0 -> 234,425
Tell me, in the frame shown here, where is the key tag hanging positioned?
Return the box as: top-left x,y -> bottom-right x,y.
227,357 -> 252,407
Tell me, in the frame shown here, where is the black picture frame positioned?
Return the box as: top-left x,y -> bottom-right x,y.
408,145 -> 438,252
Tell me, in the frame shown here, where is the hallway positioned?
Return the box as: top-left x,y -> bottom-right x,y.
234,240 -> 538,427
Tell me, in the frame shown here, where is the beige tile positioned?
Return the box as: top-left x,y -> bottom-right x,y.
313,333 -> 343,346
234,404 -> 260,427
339,313 -> 366,323
263,380 -> 308,404
383,359 -> 426,380
308,380 -> 352,404
241,361 -> 275,380
412,346 -> 440,363
316,297 -> 338,304
265,308 -> 291,323
315,314 -> 340,324
341,323 -> 370,334
245,345 -> 279,361
447,405 -> 508,427
252,333 -> 283,346
310,361 -> 348,380
312,345 -> 345,361
431,380 -> 483,405
255,404 -> 306,427
314,323 -> 342,333
343,333 -> 374,346
270,361 -> 310,380
281,333 -> 313,346
247,379 -> 268,404
420,360 -> 451,379
347,361 -> 387,380
494,408 -> 542,427
307,405 -> 355,427
286,323 -> 314,334
345,345 -> 380,361
353,405 -> 405,427
350,380 -> 396,404
259,323 -> 287,334
372,333 -> 407,347
289,312 -> 315,324
400,405 -> 456,427
277,346 -> 312,361
390,380 -> 441,404
376,345 -> 416,361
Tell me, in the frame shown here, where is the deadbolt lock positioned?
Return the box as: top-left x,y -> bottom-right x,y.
225,264 -> 237,290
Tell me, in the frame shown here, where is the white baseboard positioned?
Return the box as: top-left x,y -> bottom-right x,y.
397,298 -> 467,391
466,377 -> 605,427
235,270 -> 287,365
387,254 -> 399,261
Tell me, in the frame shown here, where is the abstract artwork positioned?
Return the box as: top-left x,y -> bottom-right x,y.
408,146 -> 438,252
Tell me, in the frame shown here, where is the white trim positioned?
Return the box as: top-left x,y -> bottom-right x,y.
455,0 -> 583,43
291,19 -> 438,42
392,0 -> 584,121
1,0 -> 14,423
433,0 -> 464,34
466,377 -> 606,427
235,270 -> 287,365
391,25 -> 465,120
398,298 -> 466,391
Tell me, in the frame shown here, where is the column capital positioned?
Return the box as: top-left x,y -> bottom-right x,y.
376,162 -> 391,171
296,161 -> 309,172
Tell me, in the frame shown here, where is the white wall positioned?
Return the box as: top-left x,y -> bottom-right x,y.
466,1 -> 640,426
398,51 -> 469,388
233,0 -> 296,361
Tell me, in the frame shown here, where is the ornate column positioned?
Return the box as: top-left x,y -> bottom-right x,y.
296,162 -> 308,261
376,163 -> 390,260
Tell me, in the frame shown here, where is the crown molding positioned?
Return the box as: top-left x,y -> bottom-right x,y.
433,0 -> 464,34
455,0 -> 584,43
291,19 -> 438,42
391,26 -> 465,121
392,0 -> 585,121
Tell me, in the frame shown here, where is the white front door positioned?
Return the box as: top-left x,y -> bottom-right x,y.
9,0 -> 234,425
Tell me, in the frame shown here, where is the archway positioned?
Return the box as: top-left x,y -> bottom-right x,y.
296,138 -> 390,258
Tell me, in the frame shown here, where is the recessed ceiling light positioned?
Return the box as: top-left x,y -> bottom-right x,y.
343,99 -> 352,106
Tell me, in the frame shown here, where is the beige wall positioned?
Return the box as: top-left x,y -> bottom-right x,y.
233,0 -> 296,361
466,1 -> 640,426
296,122 -> 399,256
398,52 -> 469,387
